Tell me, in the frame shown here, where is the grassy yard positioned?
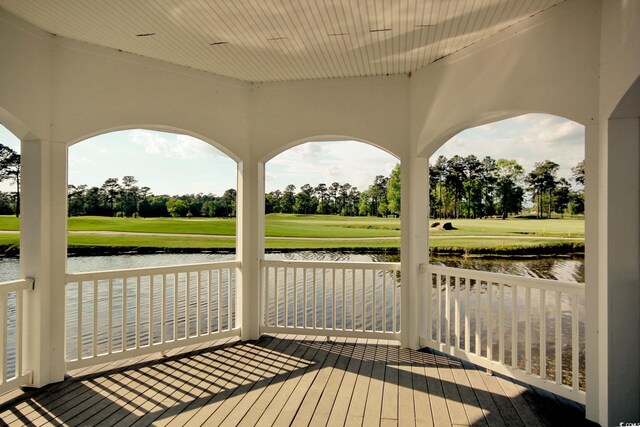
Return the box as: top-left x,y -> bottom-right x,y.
0,214 -> 585,253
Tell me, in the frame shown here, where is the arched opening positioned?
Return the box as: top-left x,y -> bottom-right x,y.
65,128 -> 240,364
261,139 -> 402,337
422,113 -> 588,404
0,124 -> 21,281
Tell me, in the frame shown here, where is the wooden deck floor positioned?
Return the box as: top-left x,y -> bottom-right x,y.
0,335 -> 595,427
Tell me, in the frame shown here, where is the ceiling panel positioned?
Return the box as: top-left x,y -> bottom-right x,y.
0,0 -> 564,82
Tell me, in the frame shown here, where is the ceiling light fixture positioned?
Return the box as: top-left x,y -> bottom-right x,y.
369,28 -> 391,33
135,32 -> 156,37
209,41 -> 229,46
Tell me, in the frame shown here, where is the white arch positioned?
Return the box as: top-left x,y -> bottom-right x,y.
261,134 -> 401,164
68,124 -> 241,164
418,110 -> 586,158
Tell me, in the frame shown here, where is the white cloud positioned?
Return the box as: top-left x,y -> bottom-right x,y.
433,113 -> 584,181
266,141 -> 398,192
130,129 -> 224,160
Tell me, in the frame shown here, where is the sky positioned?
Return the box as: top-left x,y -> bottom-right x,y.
0,113 -> 584,195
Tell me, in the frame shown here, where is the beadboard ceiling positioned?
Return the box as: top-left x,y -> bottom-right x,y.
0,0 -> 564,83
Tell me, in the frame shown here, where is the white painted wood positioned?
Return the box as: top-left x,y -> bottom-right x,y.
64,262 -> 238,368
260,260 -> 400,339
420,265 -> 586,403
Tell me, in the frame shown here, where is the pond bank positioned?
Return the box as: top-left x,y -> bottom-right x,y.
0,241 -> 584,258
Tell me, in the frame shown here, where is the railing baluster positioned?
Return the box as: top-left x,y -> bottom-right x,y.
525,286 -> 531,373
264,266 -> 269,327
372,269 -> 377,332
108,279 -> 113,354
151,275 -> 156,345
313,268 -> 317,328
93,281 -> 98,357
342,269 -> 346,331
572,293 -> 579,391
77,282 -> 83,360
15,291 -> 23,378
465,276 -> 470,352
161,274 -> 166,344
454,276 -> 460,349
172,273 -> 177,341
475,279 -> 481,355
227,268 -> 232,330
392,268 -> 397,333
436,274 -> 442,344
294,267 -> 298,328
383,269 -> 387,333
185,273 -> 190,339
196,270 -> 201,336
135,277 -> 140,350
555,290 -> 562,384
499,283 -> 505,364
303,267 -> 308,328
207,270 -> 212,334
540,289 -> 546,379
332,268 -> 337,330
322,268 -> 327,329
361,269 -> 366,332
511,285 -> 517,369
284,267 -> 288,327
487,281 -> 492,361
352,269 -> 356,330
445,274 -> 450,347
122,277 -> 127,352
1,294 -> 7,384
217,269 -> 222,332
274,268 -> 279,327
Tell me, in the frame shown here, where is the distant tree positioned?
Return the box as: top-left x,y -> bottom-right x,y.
68,184 -> 87,216
0,144 -> 21,216
495,159 -> 525,219
553,178 -> 572,218
280,184 -> 296,213
387,164 -> 401,216
167,197 -> 189,217
294,184 -> 316,214
101,177 -> 121,216
572,160 -> 585,187
568,192 -> 585,216
315,183 -> 329,214
265,190 -> 282,214
526,161 -> 559,218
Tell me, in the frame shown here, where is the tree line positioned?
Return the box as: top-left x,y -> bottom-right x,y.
429,155 -> 584,219
0,142 -> 584,220
265,164 -> 401,217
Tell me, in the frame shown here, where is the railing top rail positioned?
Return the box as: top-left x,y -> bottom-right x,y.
422,263 -> 584,295
0,277 -> 34,293
261,259 -> 401,270
66,260 -> 241,282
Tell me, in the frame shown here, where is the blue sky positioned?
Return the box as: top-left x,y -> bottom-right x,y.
0,113 -> 584,195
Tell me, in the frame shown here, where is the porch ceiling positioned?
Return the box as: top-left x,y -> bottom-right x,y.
0,0 -> 563,83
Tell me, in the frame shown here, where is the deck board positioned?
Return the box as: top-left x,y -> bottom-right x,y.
0,335 -> 591,427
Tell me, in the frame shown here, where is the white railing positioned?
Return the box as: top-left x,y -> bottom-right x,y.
0,278 -> 34,395
421,264 -> 585,404
261,260 -> 401,339
65,261 -> 241,370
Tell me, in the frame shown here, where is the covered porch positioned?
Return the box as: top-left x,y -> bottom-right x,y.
0,1 -> 639,425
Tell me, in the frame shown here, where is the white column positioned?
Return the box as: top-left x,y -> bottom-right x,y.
236,158 -> 264,340
400,155 -> 429,349
603,117 -> 640,425
584,123 -> 600,422
20,139 -> 67,387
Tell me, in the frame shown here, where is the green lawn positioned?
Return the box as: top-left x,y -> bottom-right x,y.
0,214 -> 585,253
